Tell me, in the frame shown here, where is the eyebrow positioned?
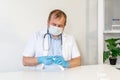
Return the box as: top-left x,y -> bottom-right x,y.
51,23 -> 64,27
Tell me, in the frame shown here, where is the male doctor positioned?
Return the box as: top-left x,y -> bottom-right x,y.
22,9 -> 81,70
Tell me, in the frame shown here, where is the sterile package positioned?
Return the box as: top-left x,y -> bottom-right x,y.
41,64 -> 65,72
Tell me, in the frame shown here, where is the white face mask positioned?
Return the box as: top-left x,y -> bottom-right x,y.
49,25 -> 63,35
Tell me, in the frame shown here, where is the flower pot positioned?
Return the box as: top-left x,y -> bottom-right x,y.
109,57 -> 117,65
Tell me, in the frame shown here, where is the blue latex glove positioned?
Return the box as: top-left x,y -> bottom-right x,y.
53,56 -> 69,68
37,56 -> 53,65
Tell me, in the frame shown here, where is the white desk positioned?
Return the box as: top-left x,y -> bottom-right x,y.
0,64 -> 120,80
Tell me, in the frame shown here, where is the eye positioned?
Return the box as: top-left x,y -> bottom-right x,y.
52,23 -> 56,26
58,25 -> 64,28
58,25 -> 61,27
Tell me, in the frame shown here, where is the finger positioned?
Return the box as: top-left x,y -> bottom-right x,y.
54,60 -> 58,63
54,59 -> 59,64
56,60 -> 62,64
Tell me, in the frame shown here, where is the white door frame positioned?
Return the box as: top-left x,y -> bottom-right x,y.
98,0 -> 104,64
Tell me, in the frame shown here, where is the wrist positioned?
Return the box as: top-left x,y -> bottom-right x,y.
63,61 -> 69,68
37,57 -> 42,64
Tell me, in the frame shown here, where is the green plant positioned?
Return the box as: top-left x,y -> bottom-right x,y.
103,38 -> 120,62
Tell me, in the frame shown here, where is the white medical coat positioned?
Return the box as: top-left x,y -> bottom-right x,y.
22,28 -> 80,70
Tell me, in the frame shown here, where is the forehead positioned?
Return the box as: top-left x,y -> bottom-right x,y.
50,15 -> 65,23
51,16 -> 65,21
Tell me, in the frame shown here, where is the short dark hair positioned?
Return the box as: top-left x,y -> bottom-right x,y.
48,9 -> 67,25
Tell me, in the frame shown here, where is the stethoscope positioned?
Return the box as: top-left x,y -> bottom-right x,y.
42,28 -> 64,70
43,28 -> 62,51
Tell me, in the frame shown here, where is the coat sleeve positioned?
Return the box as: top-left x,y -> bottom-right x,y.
22,33 -> 37,57
71,36 -> 80,58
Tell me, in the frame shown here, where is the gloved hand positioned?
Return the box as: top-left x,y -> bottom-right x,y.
53,56 -> 69,68
37,56 -> 53,65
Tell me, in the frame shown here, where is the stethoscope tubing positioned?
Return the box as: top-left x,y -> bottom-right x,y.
43,29 -> 62,51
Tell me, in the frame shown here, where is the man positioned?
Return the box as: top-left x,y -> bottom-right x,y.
22,9 -> 81,70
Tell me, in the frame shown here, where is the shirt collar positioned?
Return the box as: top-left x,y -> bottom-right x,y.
51,34 -> 62,40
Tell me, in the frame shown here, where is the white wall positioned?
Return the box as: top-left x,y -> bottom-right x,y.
0,0 -> 98,72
